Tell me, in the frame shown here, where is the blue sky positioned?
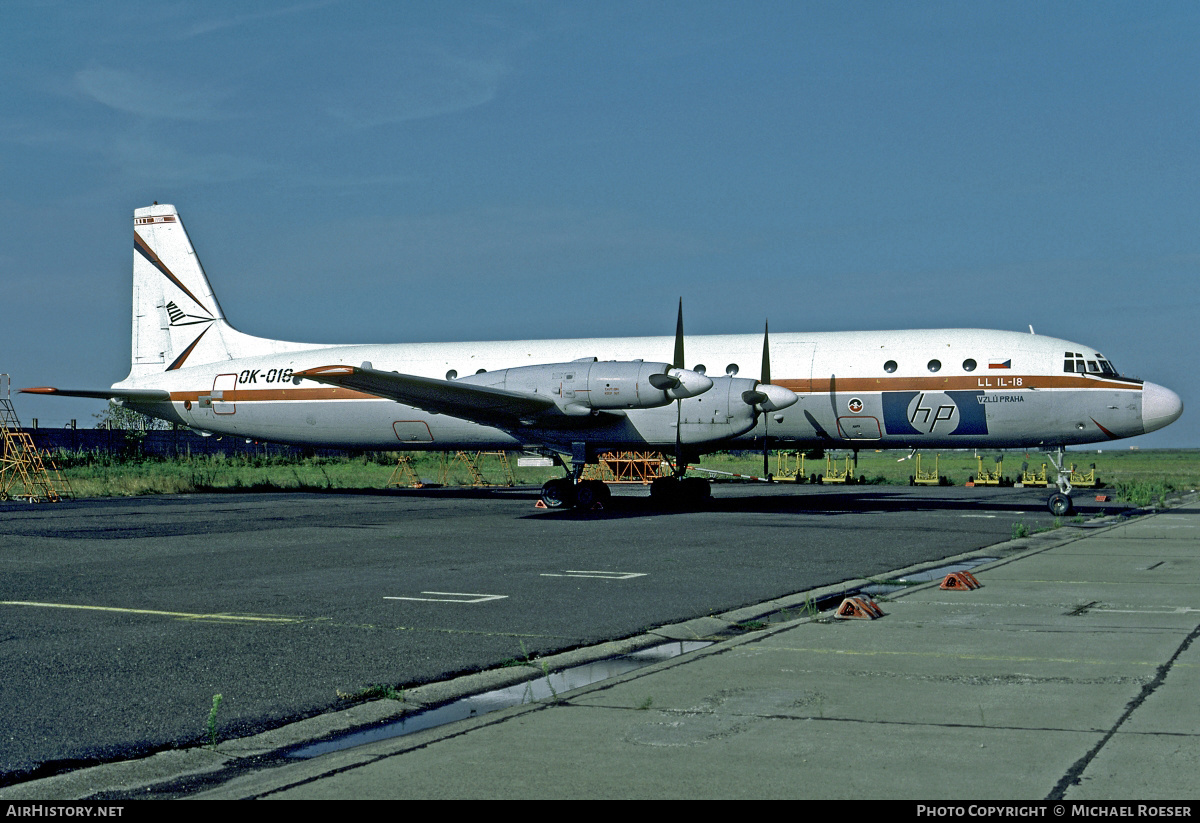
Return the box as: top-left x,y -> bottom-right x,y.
3,0 -> 1196,447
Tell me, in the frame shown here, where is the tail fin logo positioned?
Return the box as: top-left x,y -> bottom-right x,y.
165,301 -> 215,328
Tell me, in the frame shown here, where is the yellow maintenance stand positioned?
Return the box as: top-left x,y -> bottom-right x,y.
910,453 -> 946,486
438,451 -> 516,487
1069,463 -> 1100,488
821,455 -> 855,484
0,375 -> 71,503
1021,462 -> 1048,487
773,451 -> 806,482
972,456 -> 1007,486
386,455 -> 425,488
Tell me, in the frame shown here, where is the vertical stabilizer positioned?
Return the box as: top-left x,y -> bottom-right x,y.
129,204 -> 231,376
125,202 -> 317,381
120,204 -> 326,385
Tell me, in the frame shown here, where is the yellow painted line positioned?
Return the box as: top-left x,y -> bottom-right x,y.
1,601 -> 573,639
1,600 -> 301,624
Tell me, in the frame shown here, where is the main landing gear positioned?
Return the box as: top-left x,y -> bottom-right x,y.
1045,447 -> 1075,517
539,477 -> 612,509
539,476 -> 714,509
537,445 -> 713,510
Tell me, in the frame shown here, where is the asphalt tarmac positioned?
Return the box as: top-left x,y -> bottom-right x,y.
0,483 -> 1124,789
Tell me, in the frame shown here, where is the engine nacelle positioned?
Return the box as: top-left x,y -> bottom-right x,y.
464,360 -> 712,415
623,375 -> 799,444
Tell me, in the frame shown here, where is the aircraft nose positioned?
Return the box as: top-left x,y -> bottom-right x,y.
1141,381 -> 1183,434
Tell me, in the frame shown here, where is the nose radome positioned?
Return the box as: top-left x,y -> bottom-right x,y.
1141,382 -> 1183,433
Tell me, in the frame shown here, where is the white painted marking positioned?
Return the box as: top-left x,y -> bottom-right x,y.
961,515 -> 997,519
540,570 -> 648,580
384,592 -> 508,604
2,600 -> 299,624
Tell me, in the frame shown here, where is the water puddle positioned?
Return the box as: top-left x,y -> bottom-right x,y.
860,557 -> 998,597
286,640 -> 711,759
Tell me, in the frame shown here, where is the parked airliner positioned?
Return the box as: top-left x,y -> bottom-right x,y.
25,204 -> 1183,513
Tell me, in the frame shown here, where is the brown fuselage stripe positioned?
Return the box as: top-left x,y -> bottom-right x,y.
165,374 -> 1141,404
777,375 -> 1140,392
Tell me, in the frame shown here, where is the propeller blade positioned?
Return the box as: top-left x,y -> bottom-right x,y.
758,321 -> 768,477
761,319 -> 771,385
673,298 -> 685,370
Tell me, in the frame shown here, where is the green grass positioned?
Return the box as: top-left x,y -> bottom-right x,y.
52,450 -> 560,497
46,447 -> 1199,500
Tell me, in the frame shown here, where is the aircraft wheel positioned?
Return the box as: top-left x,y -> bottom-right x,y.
681,477 -> 711,504
1048,492 -> 1074,517
574,479 -> 608,509
650,476 -> 680,506
540,479 -> 574,509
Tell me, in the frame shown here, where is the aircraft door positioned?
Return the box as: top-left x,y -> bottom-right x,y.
393,421 -> 434,443
211,373 -> 237,415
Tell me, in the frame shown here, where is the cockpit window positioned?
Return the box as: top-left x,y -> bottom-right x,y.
1065,352 -> 1120,376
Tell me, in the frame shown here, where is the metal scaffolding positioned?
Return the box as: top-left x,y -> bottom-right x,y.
0,375 -> 71,503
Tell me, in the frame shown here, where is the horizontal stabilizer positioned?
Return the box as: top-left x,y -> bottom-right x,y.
20,387 -> 172,402
293,365 -> 558,427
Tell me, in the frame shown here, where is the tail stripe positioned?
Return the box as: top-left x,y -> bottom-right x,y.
134,231 -> 214,319
166,325 -> 211,371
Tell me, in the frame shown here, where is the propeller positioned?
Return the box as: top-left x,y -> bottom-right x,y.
647,301 -> 711,398
672,298 -> 685,476
739,320 -> 798,477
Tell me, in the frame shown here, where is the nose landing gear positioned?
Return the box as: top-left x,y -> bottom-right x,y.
1045,447 -> 1075,516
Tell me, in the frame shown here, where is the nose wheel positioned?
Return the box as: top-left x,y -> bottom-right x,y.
1048,492 -> 1074,517
1044,447 -> 1074,516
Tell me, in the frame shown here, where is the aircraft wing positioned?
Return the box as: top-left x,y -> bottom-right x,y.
21,387 -> 172,402
293,365 -> 560,428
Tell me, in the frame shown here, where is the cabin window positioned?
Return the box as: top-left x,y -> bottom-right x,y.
446,369 -> 458,380
927,359 -> 941,373
962,359 -> 977,372
725,363 -> 739,376
883,360 -> 898,373
476,369 -> 487,374
693,364 -> 706,375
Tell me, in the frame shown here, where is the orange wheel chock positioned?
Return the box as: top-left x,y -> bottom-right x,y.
939,571 -> 981,590
835,596 -> 885,620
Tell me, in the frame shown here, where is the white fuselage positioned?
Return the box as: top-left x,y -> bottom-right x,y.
117,326 -> 1173,455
